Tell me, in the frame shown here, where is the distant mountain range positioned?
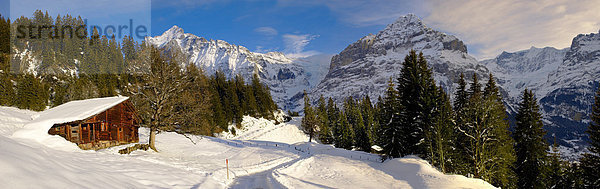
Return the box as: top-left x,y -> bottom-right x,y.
482,32 -> 600,158
146,26 -> 330,111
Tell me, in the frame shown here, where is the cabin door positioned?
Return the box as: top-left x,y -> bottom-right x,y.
117,127 -> 124,142
70,125 -> 80,142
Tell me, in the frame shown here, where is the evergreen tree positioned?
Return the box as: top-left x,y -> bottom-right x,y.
545,138 -> 570,189
0,14 -> 10,72
455,73 -> 516,188
338,111 -> 353,150
361,95 -> 378,147
243,83 -> 259,117
348,97 -> 371,152
395,50 -> 437,157
482,74 -> 516,188
301,91 -> 318,142
210,84 -> 228,130
514,89 -> 547,189
425,87 -> 454,173
380,77 -> 403,158
317,95 -> 333,144
327,98 -> 341,146
453,73 -> 469,174
15,74 -> 48,111
0,73 -> 14,106
580,85 -> 600,187
226,79 -> 242,125
344,97 -> 358,145
175,64 -> 214,135
252,73 -> 275,119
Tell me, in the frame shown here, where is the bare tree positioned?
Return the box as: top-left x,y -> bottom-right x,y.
132,47 -> 186,152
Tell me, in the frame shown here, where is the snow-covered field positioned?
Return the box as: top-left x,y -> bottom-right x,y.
0,106 -> 495,188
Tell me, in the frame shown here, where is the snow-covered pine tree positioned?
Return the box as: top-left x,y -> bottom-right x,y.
580,85 -> 600,187
514,89 -> 547,189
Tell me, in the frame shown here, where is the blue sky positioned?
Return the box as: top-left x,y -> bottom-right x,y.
149,0 -> 416,58
3,0 -> 600,59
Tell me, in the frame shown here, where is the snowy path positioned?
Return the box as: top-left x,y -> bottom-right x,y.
228,157 -> 303,189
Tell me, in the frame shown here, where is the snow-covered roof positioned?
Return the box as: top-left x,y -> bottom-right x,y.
12,96 -> 129,148
34,96 -> 129,125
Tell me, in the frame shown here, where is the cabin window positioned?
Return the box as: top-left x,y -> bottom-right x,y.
101,123 -> 107,131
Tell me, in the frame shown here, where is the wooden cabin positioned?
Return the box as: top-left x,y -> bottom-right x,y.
46,97 -> 140,150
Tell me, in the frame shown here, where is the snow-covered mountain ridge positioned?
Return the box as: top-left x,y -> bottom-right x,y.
481,31 -> 600,159
146,26 -> 328,111
312,14 -> 489,106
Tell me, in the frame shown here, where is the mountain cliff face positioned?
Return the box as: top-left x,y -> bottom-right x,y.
146,26 -> 327,110
312,14 -> 489,105
481,47 -> 568,110
482,31 -> 600,158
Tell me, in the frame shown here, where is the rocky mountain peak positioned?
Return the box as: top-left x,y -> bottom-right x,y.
387,13 -> 424,29
314,14 -> 486,109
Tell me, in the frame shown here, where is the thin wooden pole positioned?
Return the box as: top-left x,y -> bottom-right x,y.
226,159 -> 229,179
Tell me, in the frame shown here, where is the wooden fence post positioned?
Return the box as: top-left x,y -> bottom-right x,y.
226,159 -> 229,179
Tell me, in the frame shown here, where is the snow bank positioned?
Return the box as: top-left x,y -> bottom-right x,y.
11,96 -> 128,151
0,107 -> 36,136
218,116 -> 310,144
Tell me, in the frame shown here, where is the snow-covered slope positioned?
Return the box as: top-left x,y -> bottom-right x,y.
0,106 -> 495,188
146,26 -> 328,111
312,14 -> 489,104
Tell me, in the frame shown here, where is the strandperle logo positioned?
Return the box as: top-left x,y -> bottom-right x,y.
15,19 -> 149,40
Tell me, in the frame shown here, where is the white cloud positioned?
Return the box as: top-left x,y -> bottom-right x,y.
422,0 -> 600,59
254,27 -> 278,36
282,34 -> 320,58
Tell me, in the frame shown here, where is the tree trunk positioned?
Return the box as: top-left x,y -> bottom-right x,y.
149,128 -> 158,152
309,127 -> 313,143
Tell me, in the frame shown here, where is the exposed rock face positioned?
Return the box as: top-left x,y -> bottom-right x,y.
312,14 -> 488,105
